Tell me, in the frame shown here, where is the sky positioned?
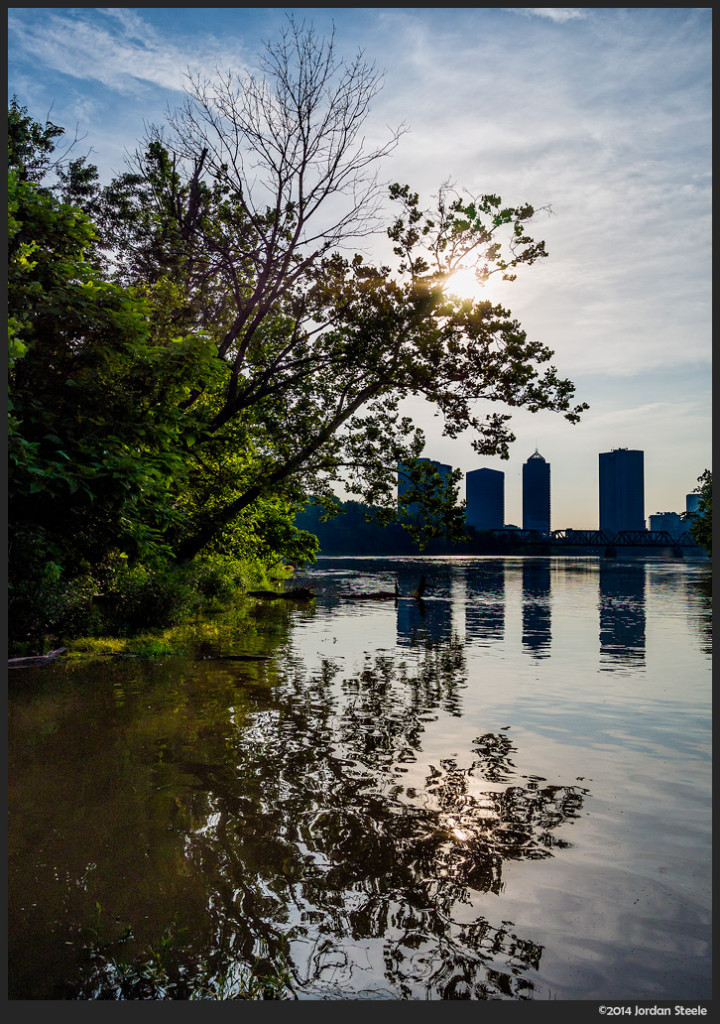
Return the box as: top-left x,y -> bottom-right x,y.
8,7 -> 712,530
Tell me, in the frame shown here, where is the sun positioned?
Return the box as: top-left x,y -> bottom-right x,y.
443,266 -> 486,302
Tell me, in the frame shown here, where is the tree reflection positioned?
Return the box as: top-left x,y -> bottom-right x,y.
168,645 -> 588,999
396,597 -> 453,646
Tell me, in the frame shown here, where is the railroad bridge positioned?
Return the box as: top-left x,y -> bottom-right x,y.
497,529 -> 701,555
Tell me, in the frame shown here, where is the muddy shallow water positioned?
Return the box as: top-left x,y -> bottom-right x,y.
8,556 -> 712,1000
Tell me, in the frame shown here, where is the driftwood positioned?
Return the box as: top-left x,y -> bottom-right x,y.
246,586 -> 314,602
200,654 -> 272,661
8,646 -> 67,669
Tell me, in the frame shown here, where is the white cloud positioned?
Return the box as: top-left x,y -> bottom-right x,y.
503,8 -> 587,22
7,9 -> 247,96
95,8 -> 154,42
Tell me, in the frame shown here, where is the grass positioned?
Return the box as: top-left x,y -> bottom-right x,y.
68,632 -> 187,660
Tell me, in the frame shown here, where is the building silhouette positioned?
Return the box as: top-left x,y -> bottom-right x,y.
466,468 -> 504,531
686,492 -> 701,515
397,458 -> 453,521
598,448 -> 645,536
522,450 -> 551,534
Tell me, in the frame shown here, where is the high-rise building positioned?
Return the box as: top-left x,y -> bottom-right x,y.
522,450 -> 551,534
466,468 -> 504,531
598,448 -> 645,536
397,458 -> 453,520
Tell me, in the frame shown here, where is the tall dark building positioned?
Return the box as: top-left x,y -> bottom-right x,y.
466,468 -> 504,531
522,450 -> 551,534
598,448 -> 645,536
397,458 -> 453,520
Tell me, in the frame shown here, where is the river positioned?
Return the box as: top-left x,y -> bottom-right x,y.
8,555 -> 712,1000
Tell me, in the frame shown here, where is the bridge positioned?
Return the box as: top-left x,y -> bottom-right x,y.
494,529 -> 701,552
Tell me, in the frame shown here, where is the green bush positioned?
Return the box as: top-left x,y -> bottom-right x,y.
8,546 -> 295,653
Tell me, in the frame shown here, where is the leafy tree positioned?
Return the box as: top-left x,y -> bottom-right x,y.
8,104 -> 315,643
687,470 -> 712,555
8,96 -> 65,182
91,21 -> 587,562
10,17 -> 589,592
9,166 -> 205,566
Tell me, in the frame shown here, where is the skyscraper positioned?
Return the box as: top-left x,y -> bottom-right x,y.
598,448 -> 645,536
466,468 -> 504,531
522,450 -> 551,534
397,458 -> 453,520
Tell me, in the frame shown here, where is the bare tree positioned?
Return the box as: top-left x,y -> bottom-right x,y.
166,17 -> 403,368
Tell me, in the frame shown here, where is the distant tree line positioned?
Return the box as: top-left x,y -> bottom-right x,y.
295,500 -> 529,557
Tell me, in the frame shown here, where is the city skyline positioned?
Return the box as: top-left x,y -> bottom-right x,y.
8,8 -> 711,526
412,444 -> 696,534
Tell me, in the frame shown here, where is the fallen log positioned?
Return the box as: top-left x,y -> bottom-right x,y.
246,587 -> 314,602
8,646 -> 67,669
200,654 -> 272,661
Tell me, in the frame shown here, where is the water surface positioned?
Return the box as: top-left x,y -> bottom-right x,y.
8,556 -> 712,1000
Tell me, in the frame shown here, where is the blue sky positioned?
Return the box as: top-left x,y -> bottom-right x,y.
8,7 -> 712,529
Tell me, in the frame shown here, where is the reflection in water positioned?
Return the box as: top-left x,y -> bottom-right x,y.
396,597 -> 453,647
8,558 -> 710,1001
464,563 -> 505,646
687,567 -> 712,656
9,639 -> 587,1000
161,646 -> 587,999
599,563 -> 646,670
522,561 -> 552,659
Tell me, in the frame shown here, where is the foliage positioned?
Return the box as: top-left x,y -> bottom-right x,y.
7,101 -> 311,644
9,162 -> 197,560
84,20 -> 586,563
8,96 -> 65,183
687,469 -> 712,555
98,149 -> 587,561
8,20 -> 588,637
